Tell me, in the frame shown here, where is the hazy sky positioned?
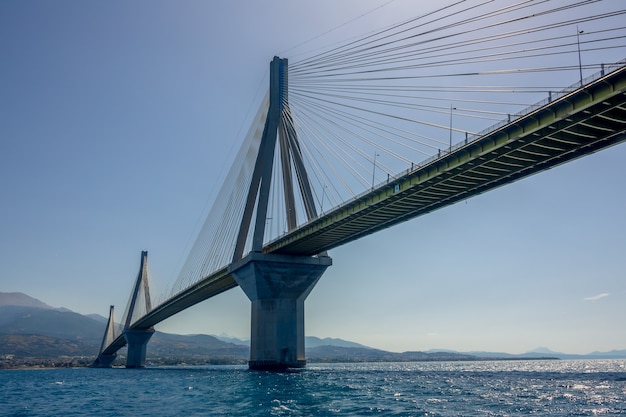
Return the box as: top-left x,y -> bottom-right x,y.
1,0 -> 625,355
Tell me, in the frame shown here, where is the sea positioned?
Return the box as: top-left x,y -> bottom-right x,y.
1,360 -> 625,416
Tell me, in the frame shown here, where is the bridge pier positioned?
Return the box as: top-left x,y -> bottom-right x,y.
124,328 -> 154,368
91,305 -> 119,368
230,252 -> 332,370
91,353 -> 117,368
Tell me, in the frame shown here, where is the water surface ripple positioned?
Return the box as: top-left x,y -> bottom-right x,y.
1,360 -> 625,416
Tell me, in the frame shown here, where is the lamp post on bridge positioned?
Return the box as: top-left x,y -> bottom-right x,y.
449,105 -> 457,151
371,152 -> 379,189
577,26 -> 584,85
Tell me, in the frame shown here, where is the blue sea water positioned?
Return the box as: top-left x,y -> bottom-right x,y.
1,360 -> 625,416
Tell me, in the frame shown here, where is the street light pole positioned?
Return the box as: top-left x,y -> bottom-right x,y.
371,152 -> 379,189
577,26 -> 584,85
449,105 -> 456,151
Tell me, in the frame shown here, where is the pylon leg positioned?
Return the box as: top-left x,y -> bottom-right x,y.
124,328 -> 155,368
91,353 -> 117,368
229,252 -> 332,370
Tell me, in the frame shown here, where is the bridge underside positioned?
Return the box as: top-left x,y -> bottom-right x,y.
229,252 -> 332,369
100,267 -> 236,357
265,67 -> 626,255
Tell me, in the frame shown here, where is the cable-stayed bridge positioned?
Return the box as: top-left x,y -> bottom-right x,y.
92,1 -> 626,369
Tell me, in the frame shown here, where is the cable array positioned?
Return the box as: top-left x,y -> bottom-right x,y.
281,0 -> 626,221
166,95 -> 269,297
159,0 -> 625,304
119,258 -> 154,329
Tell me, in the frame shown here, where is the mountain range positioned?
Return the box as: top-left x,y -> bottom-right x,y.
1,292 -> 624,368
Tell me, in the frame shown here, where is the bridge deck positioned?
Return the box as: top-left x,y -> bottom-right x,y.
104,64 -> 626,355
265,66 -> 626,255
101,267 -> 236,356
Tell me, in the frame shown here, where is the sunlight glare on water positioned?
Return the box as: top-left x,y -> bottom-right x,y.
0,360 -> 624,416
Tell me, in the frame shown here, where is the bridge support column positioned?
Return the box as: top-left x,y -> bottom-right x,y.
229,252 -> 332,370
91,353 -> 117,368
91,305 -> 119,368
124,328 -> 154,368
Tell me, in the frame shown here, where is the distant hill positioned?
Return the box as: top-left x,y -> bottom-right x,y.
85,314 -> 108,324
1,291 -> 624,368
149,332 -> 249,365
428,348 -> 626,360
0,334 -> 97,358
586,349 -> 626,359
0,306 -> 104,343
213,335 -> 249,345
0,306 -> 41,327
0,292 -> 54,309
211,335 -> 372,349
0,291 -> 107,367
306,336 -> 371,349
307,346 -> 481,363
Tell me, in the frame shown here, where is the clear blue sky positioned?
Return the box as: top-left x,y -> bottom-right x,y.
1,0 -> 625,354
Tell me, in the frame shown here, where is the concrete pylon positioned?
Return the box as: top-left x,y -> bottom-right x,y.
91,305 -> 117,368
122,251 -> 154,368
124,328 -> 155,368
230,57 -> 332,370
229,252 -> 332,370
92,353 -> 117,368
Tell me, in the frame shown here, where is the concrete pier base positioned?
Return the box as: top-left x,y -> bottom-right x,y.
91,353 -> 117,368
229,252 -> 332,370
124,328 -> 154,368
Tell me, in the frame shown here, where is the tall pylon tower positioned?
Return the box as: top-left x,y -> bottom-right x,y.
91,305 -> 118,368
229,57 -> 332,370
123,250 -> 154,368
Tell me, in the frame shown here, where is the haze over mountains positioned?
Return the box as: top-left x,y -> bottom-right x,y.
1,292 -> 624,368
0,292 -> 54,309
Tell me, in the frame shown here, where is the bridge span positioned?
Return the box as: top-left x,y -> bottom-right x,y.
96,61 -> 626,368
